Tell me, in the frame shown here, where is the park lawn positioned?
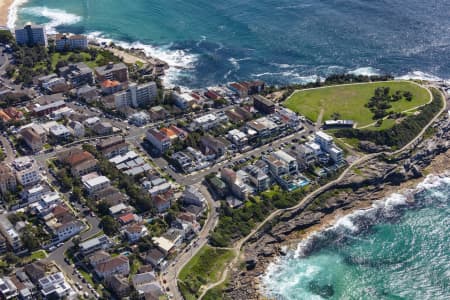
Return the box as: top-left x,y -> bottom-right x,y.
179,245 -> 234,299
284,81 -> 430,128
50,51 -> 105,70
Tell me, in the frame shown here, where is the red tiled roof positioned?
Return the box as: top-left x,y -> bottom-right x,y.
66,151 -> 95,167
101,80 -> 120,88
119,213 -> 135,224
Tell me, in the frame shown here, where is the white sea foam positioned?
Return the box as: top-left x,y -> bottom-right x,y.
19,6 -> 82,34
86,32 -> 198,88
6,0 -> 29,29
395,71 -> 444,82
349,67 -> 381,76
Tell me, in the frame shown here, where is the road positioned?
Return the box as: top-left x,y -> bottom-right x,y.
197,86 -> 448,299
161,183 -> 219,300
0,135 -> 15,163
47,212 -> 101,298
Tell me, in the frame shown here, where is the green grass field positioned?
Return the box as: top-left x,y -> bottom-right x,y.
284,81 -> 431,128
179,245 -> 234,299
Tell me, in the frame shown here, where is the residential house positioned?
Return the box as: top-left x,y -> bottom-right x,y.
79,234 -> 114,255
105,275 -> 130,298
143,248 -> 165,268
97,137 -> 129,158
243,164 -> 270,192
64,151 -> 98,177
124,223 -> 148,242
49,124 -> 72,140
38,272 -> 74,299
149,106 -> 168,121
67,121 -> 85,138
24,260 -> 58,284
182,186 -> 205,207
172,92 -> 196,110
199,135 -> 226,158
92,121 -> 113,135
221,168 -> 249,200
88,250 -> 111,267
152,193 -> 172,213
77,85 -> 98,102
129,111 -> 150,126
20,126 -> 45,153
82,173 -> 111,195
152,237 -> 174,255
45,205 -> 84,242
95,255 -> 130,279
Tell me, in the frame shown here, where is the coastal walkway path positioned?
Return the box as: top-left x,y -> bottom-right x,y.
197,86 -> 448,299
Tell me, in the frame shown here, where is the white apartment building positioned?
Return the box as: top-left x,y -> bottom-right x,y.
55,33 -> 88,51
81,173 -> 111,194
114,82 -> 157,109
11,157 -> 41,186
315,131 -> 334,152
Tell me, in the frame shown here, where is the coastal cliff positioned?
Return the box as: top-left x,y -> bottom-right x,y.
224,113 -> 450,300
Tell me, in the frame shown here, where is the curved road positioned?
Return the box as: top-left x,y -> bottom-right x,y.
162,183 -> 219,299
197,86 -> 448,299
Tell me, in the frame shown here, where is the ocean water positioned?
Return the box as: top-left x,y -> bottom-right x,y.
262,174 -> 450,300
11,0 -> 450,88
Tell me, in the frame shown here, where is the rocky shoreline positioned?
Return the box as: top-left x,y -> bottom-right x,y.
223,113 -> 450,300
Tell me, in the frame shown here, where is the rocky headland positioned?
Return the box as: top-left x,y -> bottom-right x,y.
223,113 -> 450,300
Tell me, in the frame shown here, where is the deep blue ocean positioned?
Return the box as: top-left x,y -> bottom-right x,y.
10,0 -> 450,88
263,175 -> 450,300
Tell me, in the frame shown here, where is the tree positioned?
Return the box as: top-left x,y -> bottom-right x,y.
330,112 -> 341,120
22,228 -> 41,251
70,186 -> 82,202
100,216 -> 119,236
4,252 -> 19,265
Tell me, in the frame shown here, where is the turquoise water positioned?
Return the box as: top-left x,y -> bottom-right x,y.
12,0 -> 450,88
262,175 -> 450,300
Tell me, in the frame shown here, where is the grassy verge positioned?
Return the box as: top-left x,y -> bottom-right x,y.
79,269 -> 95,286
179,245 -> 235,299
203,277 -> 230,300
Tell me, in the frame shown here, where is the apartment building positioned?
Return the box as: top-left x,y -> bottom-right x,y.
11,157 -> 40,186
114,82 -> 157,109
54,33 -> 88,51
15,23 -> 47,46
95,62 -> 128,82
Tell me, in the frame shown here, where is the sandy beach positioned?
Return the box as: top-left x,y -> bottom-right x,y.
0,0 -> 14,27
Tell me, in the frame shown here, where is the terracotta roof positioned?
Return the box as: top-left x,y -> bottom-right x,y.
160,127 -> 177,139
66,151 -> 95,167
119,213 -> 135,224
0,110 -> 11,122
101,80 -> 120,88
